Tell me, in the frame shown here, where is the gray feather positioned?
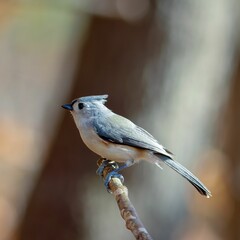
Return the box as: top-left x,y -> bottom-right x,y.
94,114 -> 172,158
71,94 -> 108,106
80,94 -> 108,102
158,155 -> 212,197
93,108 -> 211,197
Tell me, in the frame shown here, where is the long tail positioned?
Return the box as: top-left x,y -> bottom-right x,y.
158,155 -> 212,198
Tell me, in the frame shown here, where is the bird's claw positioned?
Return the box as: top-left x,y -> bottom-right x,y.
96,162 -> 107,176
96,159 -> 117,176
96,159 -> 124,193
104,171 -> 124,193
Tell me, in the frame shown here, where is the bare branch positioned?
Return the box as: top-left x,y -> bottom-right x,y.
97,159 -> 153,240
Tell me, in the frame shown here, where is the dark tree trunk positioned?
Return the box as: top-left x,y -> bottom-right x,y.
18,10 -> 159,240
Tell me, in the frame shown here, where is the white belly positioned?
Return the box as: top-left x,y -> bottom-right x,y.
78,125 -> 145,163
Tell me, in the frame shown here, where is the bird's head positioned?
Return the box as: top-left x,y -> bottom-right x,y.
62,94 -> 110,120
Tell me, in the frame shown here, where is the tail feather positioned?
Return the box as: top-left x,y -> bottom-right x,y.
159,155 -> 211,198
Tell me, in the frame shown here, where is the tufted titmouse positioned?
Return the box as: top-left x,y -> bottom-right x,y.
62,94 -> 211,197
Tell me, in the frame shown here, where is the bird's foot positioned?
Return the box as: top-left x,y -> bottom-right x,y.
96,158 -> 118,176
96,158 -> 124,192
96,158 -> 108,176
104,171 -> 124,193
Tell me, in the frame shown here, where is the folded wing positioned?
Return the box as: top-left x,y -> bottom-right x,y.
94,114 -> 173,158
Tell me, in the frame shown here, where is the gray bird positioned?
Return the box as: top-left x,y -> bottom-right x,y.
62,94 -> 211,197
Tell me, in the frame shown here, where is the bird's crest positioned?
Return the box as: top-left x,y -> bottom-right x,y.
71,94 -> 108,105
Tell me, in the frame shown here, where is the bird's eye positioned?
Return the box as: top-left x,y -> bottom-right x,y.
78,103 -> 84,110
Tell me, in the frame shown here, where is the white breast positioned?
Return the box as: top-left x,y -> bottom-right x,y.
75,118 -> 145,163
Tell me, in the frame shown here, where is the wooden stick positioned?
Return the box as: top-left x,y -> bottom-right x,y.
97,159 -> 153,240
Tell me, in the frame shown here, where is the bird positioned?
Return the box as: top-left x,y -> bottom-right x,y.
62,94 -> 211,197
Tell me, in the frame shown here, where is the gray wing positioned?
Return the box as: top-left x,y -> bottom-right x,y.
94,114 -> 173,158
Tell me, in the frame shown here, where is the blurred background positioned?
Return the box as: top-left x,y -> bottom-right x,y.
0,0 -> 240,240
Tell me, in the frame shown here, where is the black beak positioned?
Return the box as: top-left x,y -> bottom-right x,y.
62,103 -> 73,111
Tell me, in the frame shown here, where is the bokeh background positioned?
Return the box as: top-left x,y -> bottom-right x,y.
0,1 -> 240,240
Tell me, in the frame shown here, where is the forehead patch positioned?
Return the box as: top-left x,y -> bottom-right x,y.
71,99 -> 78,106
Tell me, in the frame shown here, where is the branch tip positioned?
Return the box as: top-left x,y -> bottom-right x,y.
97,159 -> 153,240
